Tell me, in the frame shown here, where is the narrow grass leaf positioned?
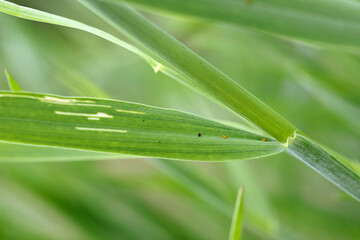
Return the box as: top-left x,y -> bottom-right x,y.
116,0 -> 360,50
0,0 -> 157,66
287,133 -> 360,202
0,142 -> 123,162
295,72 -> 360,138
77,0 -> 298,143
229,186 -> 244,240
54,65 -> 110,99
0,92 -> 284,161
4,69 -> 22,92
225,162 -> 279,236
1,0 -> 359,202
152,159 -> 232,215
78,0 -> 360,202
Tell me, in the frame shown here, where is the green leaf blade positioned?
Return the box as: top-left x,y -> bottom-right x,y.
4,69 -> 22,92
78,0 -> 360,202
0,92 -> 284,161
229,186 -> 244,240
287,134 -> 360,202
78,0 -> 298,143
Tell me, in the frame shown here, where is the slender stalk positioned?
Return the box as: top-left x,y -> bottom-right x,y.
229,186 -> 245,240
287,134 -> 360,201
78,0 -> 298,143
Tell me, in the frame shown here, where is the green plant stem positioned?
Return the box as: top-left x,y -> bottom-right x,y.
78,0 -> 298,143
287,134 -> 360,201
77,0 -> 360,202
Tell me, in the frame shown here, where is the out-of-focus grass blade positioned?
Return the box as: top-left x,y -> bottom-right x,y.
0,91 -> 284,161
116,0 -> 360,50
0,142 -> 124,162
0,178 -> 91,240
4,69 -> 22,91
152,160 -> 289,239
225,162 -> 279,236
287,134 -> 360,202
229,186 -> 244,240
152,159 -> 232,215
295,72 -> 360,137
0,0 -> 157,67
54,65 -> 110,99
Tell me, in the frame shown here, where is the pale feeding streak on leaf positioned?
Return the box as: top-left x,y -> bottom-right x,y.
0,92 -> 284,161
1,69 -> 123,161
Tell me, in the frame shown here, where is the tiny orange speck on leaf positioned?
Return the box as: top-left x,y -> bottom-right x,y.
261,138 -> 266,142
222,134 -> 227,139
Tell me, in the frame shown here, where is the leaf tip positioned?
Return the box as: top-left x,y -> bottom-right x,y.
229,186 -> 245,240
4,69 -> 23,92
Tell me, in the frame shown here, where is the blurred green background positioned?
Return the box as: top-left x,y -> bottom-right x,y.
0,0 -> 359,239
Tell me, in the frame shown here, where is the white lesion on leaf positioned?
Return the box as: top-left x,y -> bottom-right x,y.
75,127 -> 127,133
55,111 -> 113,120
42,96 -> 94,104
116,109 -> 145,115
42,96 -> 111,108
65,103 -> 111,108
